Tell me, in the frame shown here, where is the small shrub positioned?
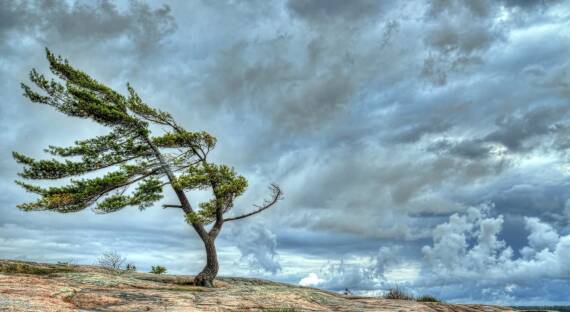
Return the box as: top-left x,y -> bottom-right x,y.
98,251 -> 126,270
150,265 -> 167,274
383,286 -> 414,300
125,263 -> 137,272
416,295 -> 440,302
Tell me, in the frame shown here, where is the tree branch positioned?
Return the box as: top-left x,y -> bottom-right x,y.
162,204 -> 182,209
223,184 -> 283,222
208,180 -> 224,238
143,136 -> 208,239
90,168 -> 164,210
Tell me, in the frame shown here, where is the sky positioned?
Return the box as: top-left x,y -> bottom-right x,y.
1,0 -> 570,306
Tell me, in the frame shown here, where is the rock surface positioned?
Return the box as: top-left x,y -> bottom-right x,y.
0,259 -> 516,312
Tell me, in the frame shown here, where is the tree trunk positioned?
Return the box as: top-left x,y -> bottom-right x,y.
194,236 -> 218,287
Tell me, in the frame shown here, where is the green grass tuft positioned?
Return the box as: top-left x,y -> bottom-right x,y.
416,295 -> 440,302
382,286 -> 440,303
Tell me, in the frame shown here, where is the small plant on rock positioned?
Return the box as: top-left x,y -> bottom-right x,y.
98,251 -> 126,270
416,295 -> 440,302
150,265 -> 167,274
383,286 -> 414,300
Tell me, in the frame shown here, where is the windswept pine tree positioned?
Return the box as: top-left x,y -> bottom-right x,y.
13,49 -> 283,287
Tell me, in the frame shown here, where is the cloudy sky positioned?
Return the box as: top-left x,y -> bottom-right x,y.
1,0 -> 570,305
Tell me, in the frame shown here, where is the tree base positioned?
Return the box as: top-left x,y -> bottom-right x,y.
194,274 -> 214,287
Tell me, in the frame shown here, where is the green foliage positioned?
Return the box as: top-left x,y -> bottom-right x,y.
13,49 -> 249,220
153,130 -> 216,151
15,166 -> 162,213
45,129 -> 149,160
126,83 -> 175,127
21,50 -> 140,129
13,151 -> 97,180
150,265 -> 167,274
416,295 -> 440,302
181,163 -> 247,225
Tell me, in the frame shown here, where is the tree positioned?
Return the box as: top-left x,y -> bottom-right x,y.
13,49 -> 283,287
150,265 -> 167,274
98,251 -> 126,270
125,263 -> 137,272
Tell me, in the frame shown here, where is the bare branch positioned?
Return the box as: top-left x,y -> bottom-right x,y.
98,251 -> 126,270
224,184 -> 283,222
162,204 -> 183,209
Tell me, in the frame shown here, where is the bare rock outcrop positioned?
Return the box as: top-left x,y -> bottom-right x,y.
0,259 -> 516,312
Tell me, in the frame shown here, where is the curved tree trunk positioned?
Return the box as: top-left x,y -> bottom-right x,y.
194,236 -> 218,287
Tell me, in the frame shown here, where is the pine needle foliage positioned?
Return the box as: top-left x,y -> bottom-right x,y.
14,49 -> 241,216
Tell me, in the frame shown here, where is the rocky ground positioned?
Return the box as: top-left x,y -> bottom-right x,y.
0,259 -> 519,311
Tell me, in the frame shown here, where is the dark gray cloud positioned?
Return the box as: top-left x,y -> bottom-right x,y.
0,0 -> 175,49
427,102 -> 570,162
1,0 -> 570,305
484,104 -> 569,152
421,0 -> 505,86
427,0 -> 493,18
390,121 -> 453,144
502,0 -> 559,9
429,139 -> 493,159
286,0 -> 386,23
